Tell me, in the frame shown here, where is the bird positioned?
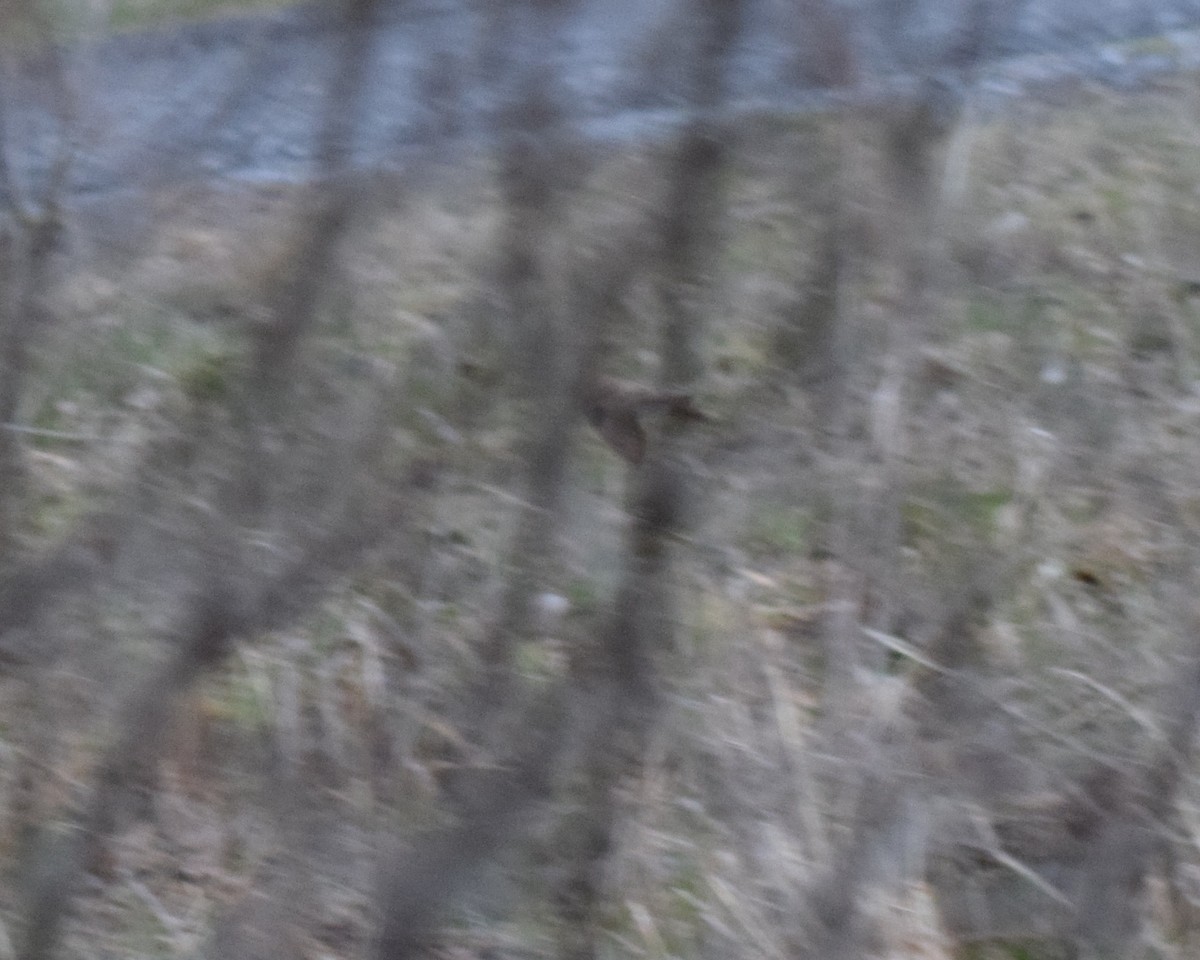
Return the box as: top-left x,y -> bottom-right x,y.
581,375 -> 709,465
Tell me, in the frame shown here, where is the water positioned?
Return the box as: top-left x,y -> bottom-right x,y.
6,0 -> 1200,201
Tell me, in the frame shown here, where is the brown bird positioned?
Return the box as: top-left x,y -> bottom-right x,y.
582,375 -> 709,465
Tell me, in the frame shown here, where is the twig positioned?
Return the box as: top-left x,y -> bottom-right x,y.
0,424 -> 101,442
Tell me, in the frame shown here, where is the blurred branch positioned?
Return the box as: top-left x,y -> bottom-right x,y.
0,508 -> 121,664
18,454 -> 430,960
460,7 -> 578,740
15,0 -> 392,956
801,761 -> 927,960
248,0 -> 382,398
372,8 -> 594,954
792,0 -> 859,88
552,3 -> 740,957
797,576 -> 999,958
919,576 -> 1200,957
373,691 -> 563,960
0,4 -> 75,555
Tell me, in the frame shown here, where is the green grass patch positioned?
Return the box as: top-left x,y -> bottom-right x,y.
1099,184 -> 1132,221
108,0 -> 288,29
965,297 -> 1009,333
1121,34 -> 1181,58
742,503 -> 810,556
207,668 -> 272,732
28,485 -> 87,539
565,577 -> 601,617
175,345 -> 241,402
904,486 -> 1013,548
958,941 -> 1072,960
514,640 -> 561,682
30,310 -> 240,442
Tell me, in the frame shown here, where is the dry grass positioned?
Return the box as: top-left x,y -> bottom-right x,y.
9,71 -> 1200,959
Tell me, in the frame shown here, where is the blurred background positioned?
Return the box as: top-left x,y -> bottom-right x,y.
6,1 -> 1200,958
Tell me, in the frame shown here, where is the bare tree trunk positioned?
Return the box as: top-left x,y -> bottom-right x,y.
818,71 -> 965,707
463,2 -> 575,734
800,763 -> 929,960
922,564 -> 1200,958
370,8 -> 600,954
551,3 -> 739,957
493,70 -> 569,390
373,690 -> 564,960
14,0 -> 391,955
0,13 -> 73,556
365,225 -> 652,960
792,576 -> 997,960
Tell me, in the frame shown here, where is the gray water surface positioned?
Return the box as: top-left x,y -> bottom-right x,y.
6,0 -> 1200,200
